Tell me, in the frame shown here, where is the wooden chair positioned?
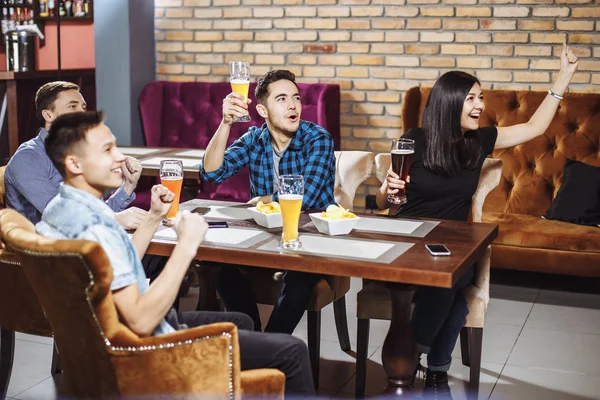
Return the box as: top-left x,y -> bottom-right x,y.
355,156 -> 503,398
0,209 -> 285,400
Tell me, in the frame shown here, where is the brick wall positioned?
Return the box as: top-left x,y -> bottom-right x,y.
155,0 -> 600,210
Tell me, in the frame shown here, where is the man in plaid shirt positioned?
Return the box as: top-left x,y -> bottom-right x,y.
200,70 -> 336,334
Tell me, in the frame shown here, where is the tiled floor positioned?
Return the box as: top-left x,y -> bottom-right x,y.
5,270 -> 600,399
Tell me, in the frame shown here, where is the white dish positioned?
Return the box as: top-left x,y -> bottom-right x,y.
247,207 -> 283,228
308,213 -> 360,236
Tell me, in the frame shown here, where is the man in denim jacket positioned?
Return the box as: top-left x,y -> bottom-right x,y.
36,111 -> 315,396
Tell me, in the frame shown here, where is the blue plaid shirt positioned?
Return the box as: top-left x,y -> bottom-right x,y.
200,120 -> 335,209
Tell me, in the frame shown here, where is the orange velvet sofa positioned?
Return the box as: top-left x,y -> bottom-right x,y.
401,87 -> 600,277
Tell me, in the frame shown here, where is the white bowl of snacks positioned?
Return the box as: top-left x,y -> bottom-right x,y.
248,201 -> 283,228
309,204 -> 360,236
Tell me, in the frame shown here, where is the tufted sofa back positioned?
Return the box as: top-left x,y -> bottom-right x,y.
402,87 -> 600,217
139,81 -> 341,201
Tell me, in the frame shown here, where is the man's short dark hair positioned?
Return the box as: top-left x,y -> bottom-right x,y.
35,81 -> 80,122
255,70 -> 298,104
45,111 -> 105,177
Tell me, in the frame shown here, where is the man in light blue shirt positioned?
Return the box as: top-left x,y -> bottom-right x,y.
4,81 -> 145,228
37,111 -> 315,396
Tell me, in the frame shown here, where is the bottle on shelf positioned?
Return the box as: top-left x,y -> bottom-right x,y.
7,6 -> 15,30
1,8 -> 8,35
83,0 -> 88,15
73,0 -> 83,17
58,0 -> 66,17
48,0 -> 55,17
39,0 -> 48,17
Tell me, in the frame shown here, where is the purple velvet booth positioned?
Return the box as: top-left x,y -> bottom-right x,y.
133,81 -> 340,208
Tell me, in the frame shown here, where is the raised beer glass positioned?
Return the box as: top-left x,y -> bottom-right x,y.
160,160 -> 184,221
279,175 -> 304,250
228,61 -> 251,123
387,138 -> 415,205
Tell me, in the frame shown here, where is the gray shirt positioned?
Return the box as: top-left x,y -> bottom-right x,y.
4,128 -> 135,223
273,148 -> 284,194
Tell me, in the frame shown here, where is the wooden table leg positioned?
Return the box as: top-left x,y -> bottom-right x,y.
381,283 -> 418,397
6,81 -> 19,156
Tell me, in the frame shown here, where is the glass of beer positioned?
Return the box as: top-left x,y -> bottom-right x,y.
229,61 -> 251,123
159,160 -> 184,221
387,138 -> 415,205
279,175 -> 304,250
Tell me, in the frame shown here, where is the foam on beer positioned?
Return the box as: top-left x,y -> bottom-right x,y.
230,78 -> 250,84
391,149 -> 414,155
279,194 -> 303,200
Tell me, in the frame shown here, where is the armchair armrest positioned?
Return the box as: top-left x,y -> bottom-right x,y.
110,322 -> 243,398
241,369 -> 285,399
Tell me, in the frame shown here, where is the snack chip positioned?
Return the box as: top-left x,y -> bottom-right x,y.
256,201 -> 281,214
321,204 -> 357,220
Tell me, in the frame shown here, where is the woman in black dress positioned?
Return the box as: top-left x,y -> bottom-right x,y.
376,43 -> 579,399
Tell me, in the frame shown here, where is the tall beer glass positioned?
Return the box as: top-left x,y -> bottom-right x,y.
160,160 -> 184,221
387,138 -> 415,205
279,175 -> 304,250
229,61 -> 251,122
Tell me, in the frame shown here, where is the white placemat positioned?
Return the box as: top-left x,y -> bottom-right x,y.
204,206 -> 252,220
154,227 -> 265,246
354,217 -> 422,235
257,234 -> 414,263
141,157 -> 201,168
118,147 -> 161,156
173,149 -> 206,158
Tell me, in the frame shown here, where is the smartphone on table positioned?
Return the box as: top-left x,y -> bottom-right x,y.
425,244 -> 451,256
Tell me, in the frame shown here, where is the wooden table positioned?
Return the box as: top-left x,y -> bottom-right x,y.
146,200 -> 498,396
118,146 -> 205,180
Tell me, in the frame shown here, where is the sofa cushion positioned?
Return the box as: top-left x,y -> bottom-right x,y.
483,212 -> 600,253
544,159 -> 600,226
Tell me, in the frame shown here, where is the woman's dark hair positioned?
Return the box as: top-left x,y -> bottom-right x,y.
45,111 -> 105,177
255,69 -> 298,104
421,71 -> 482,178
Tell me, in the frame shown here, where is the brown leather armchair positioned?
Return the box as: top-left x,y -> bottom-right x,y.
354,157 -> 503,398
0,209 -> 285,399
